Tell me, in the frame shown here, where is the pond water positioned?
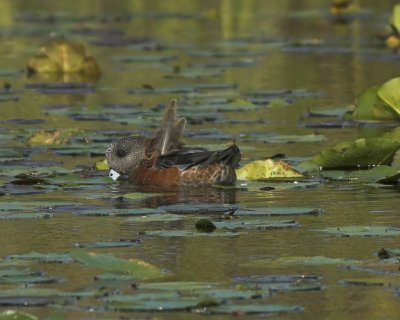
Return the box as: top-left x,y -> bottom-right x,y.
0,0 -> 400,319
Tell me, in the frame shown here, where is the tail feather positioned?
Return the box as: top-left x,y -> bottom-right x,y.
147,99 -> 186,155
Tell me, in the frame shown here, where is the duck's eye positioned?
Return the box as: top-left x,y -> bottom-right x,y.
115,148 -> 127,158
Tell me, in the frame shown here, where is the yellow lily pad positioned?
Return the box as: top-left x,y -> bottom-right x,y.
236,159 -> 303,180
27,129 -> 77,145
95,159 -> 109,170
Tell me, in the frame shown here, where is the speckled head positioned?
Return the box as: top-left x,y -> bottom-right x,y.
105,135 -> 147,175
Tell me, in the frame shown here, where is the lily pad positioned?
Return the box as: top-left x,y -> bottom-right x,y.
213,219 -> 299,230
299,137 -> 400,170
0,310 -> 38,320
236,159 -> 303,180
71,250 -> 163,279
5,252 -> 73,264
145,230 -> 241,237
209,303 -> 303,315
74,239 -> 140,248
126,213 -> 184,223
318,226 -> 400,237
158,203 -> 237,215
245,133 -> 326,144
236,207 -> 321,216
138,281 -> 212,291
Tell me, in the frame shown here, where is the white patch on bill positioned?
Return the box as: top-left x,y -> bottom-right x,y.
109,169 -> 121,181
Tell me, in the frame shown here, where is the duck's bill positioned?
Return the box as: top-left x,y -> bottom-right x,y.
109,169 -> 121,181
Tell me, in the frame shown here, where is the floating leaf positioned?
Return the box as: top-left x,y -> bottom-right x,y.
0,310 -> 38,320
320,166 -> 400,184
209,303 -> 303,315
241,256 -> 361,268
71,250 -> 163,279
236,207 -> 321,216
5,252 -> 73,264
145,230 -> 241,237
126,213 -> 184,223
213,219 -> 299,230
299,137 -> 400,170
27,129 -> 80,145
74,239 -> 140,249
245,133 -> 326,144
318,226 -> 400,237
95,159 -> 109,170
236,159 -> 303,180
139,281 -> 212,291
159,203 -> 237,215
307,105 -> 354,118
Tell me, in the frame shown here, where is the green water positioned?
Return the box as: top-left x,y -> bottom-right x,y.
0,1 -> 399,319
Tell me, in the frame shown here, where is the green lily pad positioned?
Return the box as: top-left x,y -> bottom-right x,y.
319,226 -> 400,237
376,77 -> 400,118
0,310 -> 38,320
139,281 -> 212,291
71,249 -> 163,279
159,203 -> 237,215
392,4 -> 400,32
236,207 -> 321,216
320,165 -> 400,184
126,213 -> 184,223
209,303 -> 303,314
213,219 -> 299,230
245,133 -> 326,144
145,230 -> 241,237
74,239 -> 140,248
299,137 -> 400,170
241,256 -> 361,268
5,252 -> 73,264
0,268 -> 62,285
308,105 -> 354,118
338,278 -> 385,287
108,298 -> 201,311
113,55 -> 177,63
0,288 -> 93,298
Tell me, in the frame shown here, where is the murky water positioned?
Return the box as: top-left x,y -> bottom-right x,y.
0,1 -> 399,319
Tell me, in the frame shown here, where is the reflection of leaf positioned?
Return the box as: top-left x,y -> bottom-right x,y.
71,250 -> 163,279
236,159 -> 303,180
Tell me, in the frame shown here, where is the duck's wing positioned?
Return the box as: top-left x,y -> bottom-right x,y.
156,144 -> 241,171
146,99 -> 186,156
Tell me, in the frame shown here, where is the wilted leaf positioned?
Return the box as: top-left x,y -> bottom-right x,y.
236,159 -> 303,180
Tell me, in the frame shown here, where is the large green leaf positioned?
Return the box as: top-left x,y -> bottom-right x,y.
376,77 -> 400,119
301,137 -> 400,170
392,4 -> 400,34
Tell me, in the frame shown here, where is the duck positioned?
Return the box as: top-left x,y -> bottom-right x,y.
105,99 -> 241,186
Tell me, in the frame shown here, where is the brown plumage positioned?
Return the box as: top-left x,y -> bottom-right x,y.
105,99 -> 241,186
